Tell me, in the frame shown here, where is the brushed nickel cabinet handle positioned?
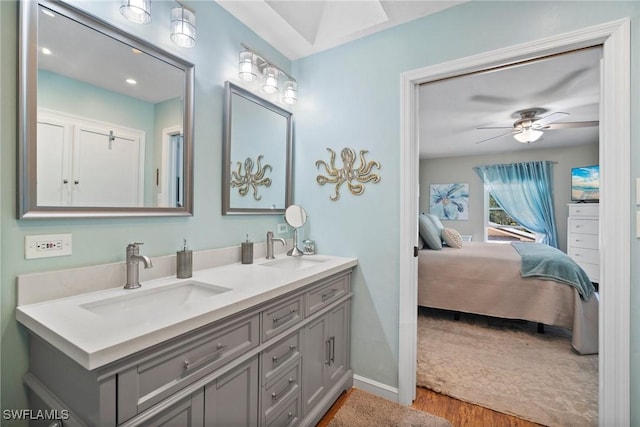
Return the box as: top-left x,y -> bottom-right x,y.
272,344 -> 297,365
184,343 -> 226,372
273,308 -> 298,325
321,289 -> 337,302
271,378 -> 295,401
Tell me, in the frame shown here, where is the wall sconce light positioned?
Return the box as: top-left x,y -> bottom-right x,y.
170,5 -> 196,48
238,44 -> 298,105
120,0 -> 151,24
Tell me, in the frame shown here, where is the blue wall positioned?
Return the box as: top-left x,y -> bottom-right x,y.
292,0 -> 639,416
1,0 -> 639,422
0,0 -> 291,411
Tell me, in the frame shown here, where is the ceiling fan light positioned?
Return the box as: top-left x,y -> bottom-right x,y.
514,129 -> 543,143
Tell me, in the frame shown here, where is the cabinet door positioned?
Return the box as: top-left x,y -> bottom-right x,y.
327,302 -> 349,387
301,314 -> 328,415
204,357 -> 259,427
138,390 -> 204,427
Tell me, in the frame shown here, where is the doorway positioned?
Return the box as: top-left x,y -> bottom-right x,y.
398,19 -> 630,424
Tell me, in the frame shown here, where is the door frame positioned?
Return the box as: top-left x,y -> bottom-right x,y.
398,19 -> 630,425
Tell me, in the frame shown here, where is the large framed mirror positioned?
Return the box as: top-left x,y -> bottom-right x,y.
222,82 -> 293,215
18,0 -> 194,218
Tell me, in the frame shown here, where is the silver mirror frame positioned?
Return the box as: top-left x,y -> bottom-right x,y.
222,81 -> 293,215
18,0 -> 195,219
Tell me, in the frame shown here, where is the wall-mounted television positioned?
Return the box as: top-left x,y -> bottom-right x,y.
571,165 -> 600,203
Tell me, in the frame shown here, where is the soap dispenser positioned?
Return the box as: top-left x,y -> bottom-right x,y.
177,239 -> 193,278
241,234 -> 253,264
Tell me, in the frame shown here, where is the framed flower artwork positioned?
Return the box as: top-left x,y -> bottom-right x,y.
429,183 -> 469,220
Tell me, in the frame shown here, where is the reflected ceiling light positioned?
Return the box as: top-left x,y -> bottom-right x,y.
170,5 -> 196,48
513,128 -> 543,143
41,47 -> 52,55
126,78 -> 137,85
120,0 -> 151,24
41,8 -> 55,18
238,43 -> 298,105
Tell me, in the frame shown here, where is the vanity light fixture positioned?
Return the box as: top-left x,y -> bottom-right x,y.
238,44 -> 298,104
170,4 -> 196,48
120,0 -> 151,24
513,128 -> 543,143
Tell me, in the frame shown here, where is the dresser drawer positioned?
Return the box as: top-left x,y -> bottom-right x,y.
305,274 -> 350,316
579,262 -> 600,283
263,331 -> 300,384
263,362 -> 301,422
569,233 -> 599,250
117,313 -> 259,422
569,204 -> 599,218
262,295 -> 303,342
569,247 -> 599,265
569,219 -> 598,235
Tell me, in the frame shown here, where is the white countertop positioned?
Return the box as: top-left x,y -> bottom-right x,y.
16,254 -> 357,370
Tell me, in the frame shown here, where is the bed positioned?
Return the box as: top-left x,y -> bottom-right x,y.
418,241 -> 599,355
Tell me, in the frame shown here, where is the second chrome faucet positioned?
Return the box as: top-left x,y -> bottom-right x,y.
266,231 -> 286,259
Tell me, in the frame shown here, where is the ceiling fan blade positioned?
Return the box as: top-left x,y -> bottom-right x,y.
475,130 -> 515,144
545,120 -> 599,130
535,111 -> 569,127
477,125 -> 513,130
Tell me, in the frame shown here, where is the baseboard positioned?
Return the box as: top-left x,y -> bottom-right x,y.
353,374 -> 400,403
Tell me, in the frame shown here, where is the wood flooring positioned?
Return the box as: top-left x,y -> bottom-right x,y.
316,387 -> 544,427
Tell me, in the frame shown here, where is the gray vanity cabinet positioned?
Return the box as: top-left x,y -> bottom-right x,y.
23,269 -> 354,427
204,357 -> 259,426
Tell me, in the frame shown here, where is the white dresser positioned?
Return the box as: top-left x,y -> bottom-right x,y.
567,203 -> 600,283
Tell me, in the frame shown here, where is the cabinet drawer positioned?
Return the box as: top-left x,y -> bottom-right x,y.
569,233 -> 598,250
569,204 -> 599,218
263,332 -> 300,384
262,295 -> 303,342
305,274 -> 350,316
266,396 -> 300,427
263,362 -> 300,423
117,313 -> 259,422
570,247 -> 599,265
570,219 -> 598,235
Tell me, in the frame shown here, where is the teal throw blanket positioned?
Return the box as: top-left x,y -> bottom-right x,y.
511,242 -> 595,300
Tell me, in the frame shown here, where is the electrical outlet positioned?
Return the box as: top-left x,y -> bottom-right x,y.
277,223 -> 288,234
25,233 -> 72,259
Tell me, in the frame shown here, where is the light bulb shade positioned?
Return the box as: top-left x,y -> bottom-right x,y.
238,51 -> 258,81
281,80 -> 298,105
262,67 -> 279,94
513,128 -> 543,143
120,0 -> 151,24
170,6 -> 196,48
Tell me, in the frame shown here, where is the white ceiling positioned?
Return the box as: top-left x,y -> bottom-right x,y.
419,46 -> 602,159
215,0 -> 467,60
218,1 -> 601,160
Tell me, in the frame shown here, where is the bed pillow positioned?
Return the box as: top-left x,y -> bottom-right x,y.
442,227 -> 463,249
419,214 -> 442,250
424,213 -> 445,234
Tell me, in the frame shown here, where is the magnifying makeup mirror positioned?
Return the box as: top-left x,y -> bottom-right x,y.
284,204 -> 307,257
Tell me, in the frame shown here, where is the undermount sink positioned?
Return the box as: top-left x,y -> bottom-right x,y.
80,281 -> 231,322
261,256 -> 329,270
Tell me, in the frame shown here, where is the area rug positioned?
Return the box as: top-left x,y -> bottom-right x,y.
328,388 -> 452,427
417,309 -> 598,427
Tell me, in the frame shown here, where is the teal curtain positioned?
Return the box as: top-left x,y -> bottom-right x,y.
474,161 -> 559,248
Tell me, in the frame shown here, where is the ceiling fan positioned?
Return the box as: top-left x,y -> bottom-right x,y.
475,108 -> 599,144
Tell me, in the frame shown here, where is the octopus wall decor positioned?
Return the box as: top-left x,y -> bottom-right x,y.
230,155 -> 272,200
315,148 -> 381,201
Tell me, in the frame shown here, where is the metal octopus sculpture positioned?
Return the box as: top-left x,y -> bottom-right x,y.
230,155 -> 272,201
315,148 -> 381,201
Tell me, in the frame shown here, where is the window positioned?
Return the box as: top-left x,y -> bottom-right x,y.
486,192 -> 536,243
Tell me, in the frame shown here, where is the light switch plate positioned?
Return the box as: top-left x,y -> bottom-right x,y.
636,178 -> 640,205
25,233 -> 72,259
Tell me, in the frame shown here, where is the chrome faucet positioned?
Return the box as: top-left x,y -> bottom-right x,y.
124,242 -> 153,289
266,231 -> 286,259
